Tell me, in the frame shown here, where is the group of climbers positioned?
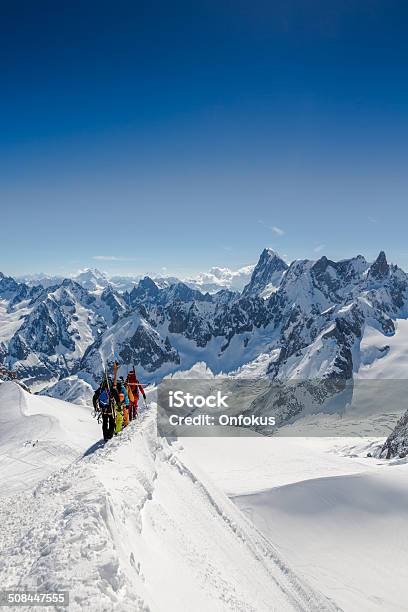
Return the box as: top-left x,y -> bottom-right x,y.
92,361 -> 147,441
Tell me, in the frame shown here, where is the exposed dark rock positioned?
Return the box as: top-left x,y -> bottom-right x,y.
380,409 -> 408,458
369,251 -> 390,280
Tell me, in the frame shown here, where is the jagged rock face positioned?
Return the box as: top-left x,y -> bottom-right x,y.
59,279 -> 96,307
134,282 -> 271,351
129,276 -> 161,304
8,284 -> 30,311
319,317 -> 360,379
119,324 -> 180,372
167,303 -> 189,334
2,249 -> 408,405
185,304 -> 213,347
78,311 -> 181,385
380,409 -> 408,458
165,302 -> 213,346
213,296 -> 270,340
0,274 -> 25,302
274,255 -> 370,315
101,287 -> 128,325
242,248 -> 288,297
310,255 -> 369,302
8,334 -> 30,361
262,251 -> 408,384
0,366 -> 31,392
2,279 -> 130,388
0,365 -> 17,381
28,300 -> 75,353
130,278 -> 213,308
165,302 -> 213,347
13,283 -> 94,358
163,282 -> 212,304
7,298 -> 74,387
369,251 -> 390,280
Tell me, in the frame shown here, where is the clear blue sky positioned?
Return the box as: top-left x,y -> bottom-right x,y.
1,1 -> 408,277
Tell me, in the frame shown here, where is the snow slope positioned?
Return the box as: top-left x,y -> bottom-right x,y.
235,469 -> 408,612
180,436 -> 377,496
0,384 -> 336,611
182,436 -> 408,612
357,319 -> 408,378
0,382 -> 99,496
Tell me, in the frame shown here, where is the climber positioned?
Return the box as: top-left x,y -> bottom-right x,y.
115,399 -> 123,434
126,368 -> 147,420
117,377 -> 130,428
112,360 -> 123,434
93,380 -> 117,441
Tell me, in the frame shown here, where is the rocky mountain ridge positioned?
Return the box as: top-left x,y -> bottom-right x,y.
2,250 -> 408,422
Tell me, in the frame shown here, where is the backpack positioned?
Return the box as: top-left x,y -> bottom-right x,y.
99,388 -> 110,412
126,384 -> 135,403
127,371 -> 139,398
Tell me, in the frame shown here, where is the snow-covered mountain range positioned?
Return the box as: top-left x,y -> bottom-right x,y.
2,248 -> 408,418
17,263 -> 254,294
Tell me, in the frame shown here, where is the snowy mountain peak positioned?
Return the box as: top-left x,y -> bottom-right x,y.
139,276 -> 159,289
73,268 -> 110,291
311,255 -> 331,273
57,278 -> 94,304
262,247 -> 280,258
130,276 -> 161,304
61,277 -> 81,289
257,247 -> 288,270
164,281 -> 212,303
369,250 -> 390,280
242,248 -> 288,297
311,255 -> 369,288
0,273 -> 21,298
4,247 -> 408,413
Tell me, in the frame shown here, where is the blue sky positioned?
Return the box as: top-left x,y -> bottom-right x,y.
1,1 -> 408,277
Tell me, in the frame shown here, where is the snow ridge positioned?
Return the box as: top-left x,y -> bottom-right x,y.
0,395 -> 338,612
